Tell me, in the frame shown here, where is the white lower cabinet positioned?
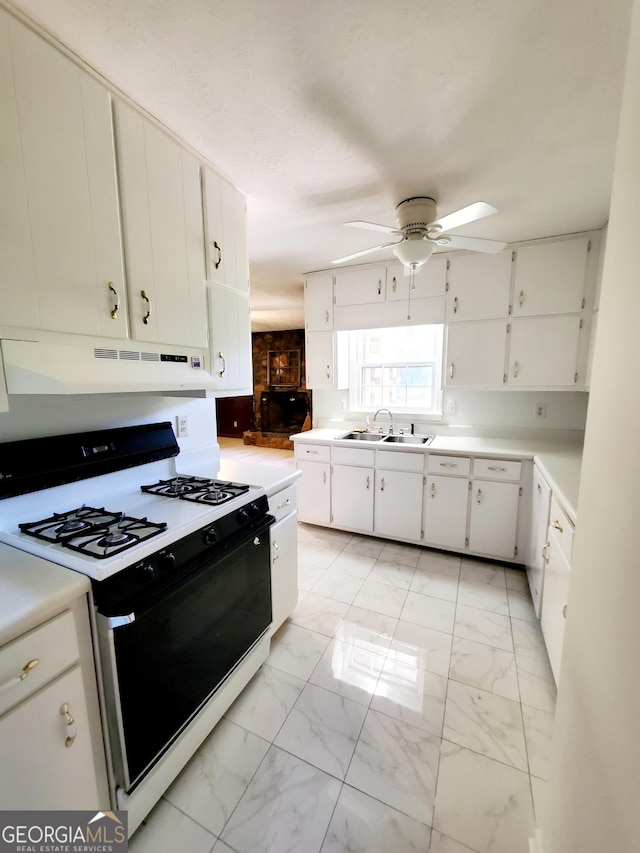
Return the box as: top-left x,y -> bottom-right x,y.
296,459 -> 331,525
527,468 -> 552,618
374,469 -> 424,542
540,497 -> 574,683
423,475 -> 469,550
468,480 -> 520,559
331,464 -> 374,532
269,511 -> 298,636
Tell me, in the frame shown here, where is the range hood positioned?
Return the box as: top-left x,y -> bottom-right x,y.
0,332 -> 217,395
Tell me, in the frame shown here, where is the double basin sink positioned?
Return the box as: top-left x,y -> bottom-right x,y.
338,431 -> 435,446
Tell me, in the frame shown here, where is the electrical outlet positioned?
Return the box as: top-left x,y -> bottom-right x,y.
177,415 -> 189,437
534,403 -> 547,419
446,400 -> 457,415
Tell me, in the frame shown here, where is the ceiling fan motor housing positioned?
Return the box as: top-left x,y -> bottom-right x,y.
395,197 -> 438,232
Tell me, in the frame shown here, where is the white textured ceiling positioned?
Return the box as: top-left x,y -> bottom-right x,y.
6,0 -> 633,330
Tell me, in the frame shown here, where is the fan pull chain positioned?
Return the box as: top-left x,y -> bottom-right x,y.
407,266 -> 415,320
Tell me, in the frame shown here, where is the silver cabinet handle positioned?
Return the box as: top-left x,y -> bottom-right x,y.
380,477 -> 385,491
276,498 -> 292,509
439,462 -> 458,468
324,310 -> 330,324
326,364 -> 331,379
60,702 -> 77,748
476,488 -> 482,504
377,279 -> 382,295
392,276 -> 398,293
430,482 -> 436,499
562,603 -> 568,618
537,483 -> 542,494
512,360 -> 520,378
141,289 -> 151,324
542,542 -> 550,563
211,240 -> 222,269
0,659 -> 39,694
218,351 -> 227,377
449,363 -> 455,379
453,296 -> 459,314
108,282 -> 119,319
272,540 -> 279,563
322,471 -> 326,484
519,289 -> 525,307
488,466 -> 507,472
305,449 -> 319,454
366,475 -> 370,490
551,519 -> 564,533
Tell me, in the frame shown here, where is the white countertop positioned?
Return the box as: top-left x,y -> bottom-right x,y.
0,543 -> 90,647
291,429 -> 582,521
218,459 -> 301,497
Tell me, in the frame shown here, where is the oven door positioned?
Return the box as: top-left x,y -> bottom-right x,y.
96,516 -> 272,793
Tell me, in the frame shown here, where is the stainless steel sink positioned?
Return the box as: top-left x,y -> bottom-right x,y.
338,432 -> 384,441
382,434 -> 435,445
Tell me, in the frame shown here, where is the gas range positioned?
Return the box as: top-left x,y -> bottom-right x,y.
0,422 -> 266,581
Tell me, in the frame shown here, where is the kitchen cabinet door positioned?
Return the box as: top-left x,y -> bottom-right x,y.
374,469 -> 424,542
305,331 -> 348,389
202,167 -> 249,293
296,460 -> 331,525
513,237 -> 589,317
387,256 -> 447,301
468,480 -> 520,559
305,271 -> 334,331
115,100 -> 208,348
446,251 -> 512,322
540,528 -> 571,683
331,464 -> 374,532
445,320 -> 508,387
0,665 -> 103,809
269,511 -> 298,635
423,475 -> 469,551
527,468 -> 551,618
507,315 -> 581,387
0,9 -> 126,337
334,265 -> 386,306
208,285 -> 252,392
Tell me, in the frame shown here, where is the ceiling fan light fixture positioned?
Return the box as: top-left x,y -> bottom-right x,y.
392,236 -> 436,269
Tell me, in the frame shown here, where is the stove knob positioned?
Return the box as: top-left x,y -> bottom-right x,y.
236,508 -> 250,524
158,551 -> 176,572
137,563 -> 157,583
203,527 -> 217,546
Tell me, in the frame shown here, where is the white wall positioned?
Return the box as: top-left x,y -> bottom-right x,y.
541,2 -> 640,850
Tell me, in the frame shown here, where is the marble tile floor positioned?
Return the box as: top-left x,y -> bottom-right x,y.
130,523 -> 557,853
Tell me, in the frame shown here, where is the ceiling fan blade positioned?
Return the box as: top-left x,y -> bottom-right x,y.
430,201 -> 497,233
331,240 -> 402,264
442,235 -> 507,254
345,220 -> 402,236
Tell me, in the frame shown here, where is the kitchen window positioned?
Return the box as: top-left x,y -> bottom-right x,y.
349,325 -> 444,415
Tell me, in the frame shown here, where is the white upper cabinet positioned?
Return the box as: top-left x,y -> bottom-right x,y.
334,265 -> 386,306
512,237 -> 590,317
115,101 -> 208,348
202,167 -> 249,293
446,251 -> 513,322
207,285 -> 252,392
507,315 -> 582,387
387,256 -> 447,301
304,271 -> 334,331
445,320 -> 508,387
0,9 -> 126,337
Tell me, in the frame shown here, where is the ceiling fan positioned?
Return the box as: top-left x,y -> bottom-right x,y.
331,197 -> 506,270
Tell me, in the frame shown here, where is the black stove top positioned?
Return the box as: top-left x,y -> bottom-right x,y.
18,506 -> 168,558
141,476 -> 250,506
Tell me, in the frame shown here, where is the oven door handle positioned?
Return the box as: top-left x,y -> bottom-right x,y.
107,613 -> 136,629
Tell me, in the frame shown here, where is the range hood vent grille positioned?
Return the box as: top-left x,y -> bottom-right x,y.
95,348 -> 118,360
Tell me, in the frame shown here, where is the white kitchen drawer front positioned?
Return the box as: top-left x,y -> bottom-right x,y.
0,610 -> 79,715
549,496 -> 574,562
294,443 -> 331,463
376,450 -> 425,472
427,455 -> 471,476
332,446 -> 376,466
268,485 -> 297,522
473,458 -> 522,481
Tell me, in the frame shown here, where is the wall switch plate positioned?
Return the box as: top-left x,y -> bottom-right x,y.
534,403 -> 547,419
446,400 -> 457,415
177,415 -> 189,437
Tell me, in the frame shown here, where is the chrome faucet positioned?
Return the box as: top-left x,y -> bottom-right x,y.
373,408 -> 394,434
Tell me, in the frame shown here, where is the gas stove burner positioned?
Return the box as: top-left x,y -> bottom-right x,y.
194,489 -> 234,505
141,476 -> 214,497
141,476 -> 251,506
19,507 -> 167,558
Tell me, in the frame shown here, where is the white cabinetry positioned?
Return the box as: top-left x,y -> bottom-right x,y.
268,484 -> 298,636
446,251 -> 512,322
207,285 -> 252,393
331,447 -> 375,532
527,468 -> 552,618
424,475 -> 469,551
387,256 -> 447,300
469,479 -> 520,559
335,265 -> 386,306
202,167 -> 249,293
446,320 -> 508,387
513,237 -> 589,317
0,601 -> 108,809
305,331 -> 348,389
295,444 -> 331,525
0,9 -> 126,337
374,453 -> 424,542
540,497 -> 573,683
114,100 -> 208,348
507,315 -> 581,387
305,272 -> 334,331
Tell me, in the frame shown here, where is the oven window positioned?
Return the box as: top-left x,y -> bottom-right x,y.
112,527 -> 272,789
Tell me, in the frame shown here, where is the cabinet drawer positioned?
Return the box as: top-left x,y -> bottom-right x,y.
0,610 -> 79,715
427,455 -> 471,476
268,484 -> 297,522
473,458 -> 522,481
376,450 -> 425,472
548,496 -> 574,562
294,443 -> 331,463
332,446 -> 375,466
